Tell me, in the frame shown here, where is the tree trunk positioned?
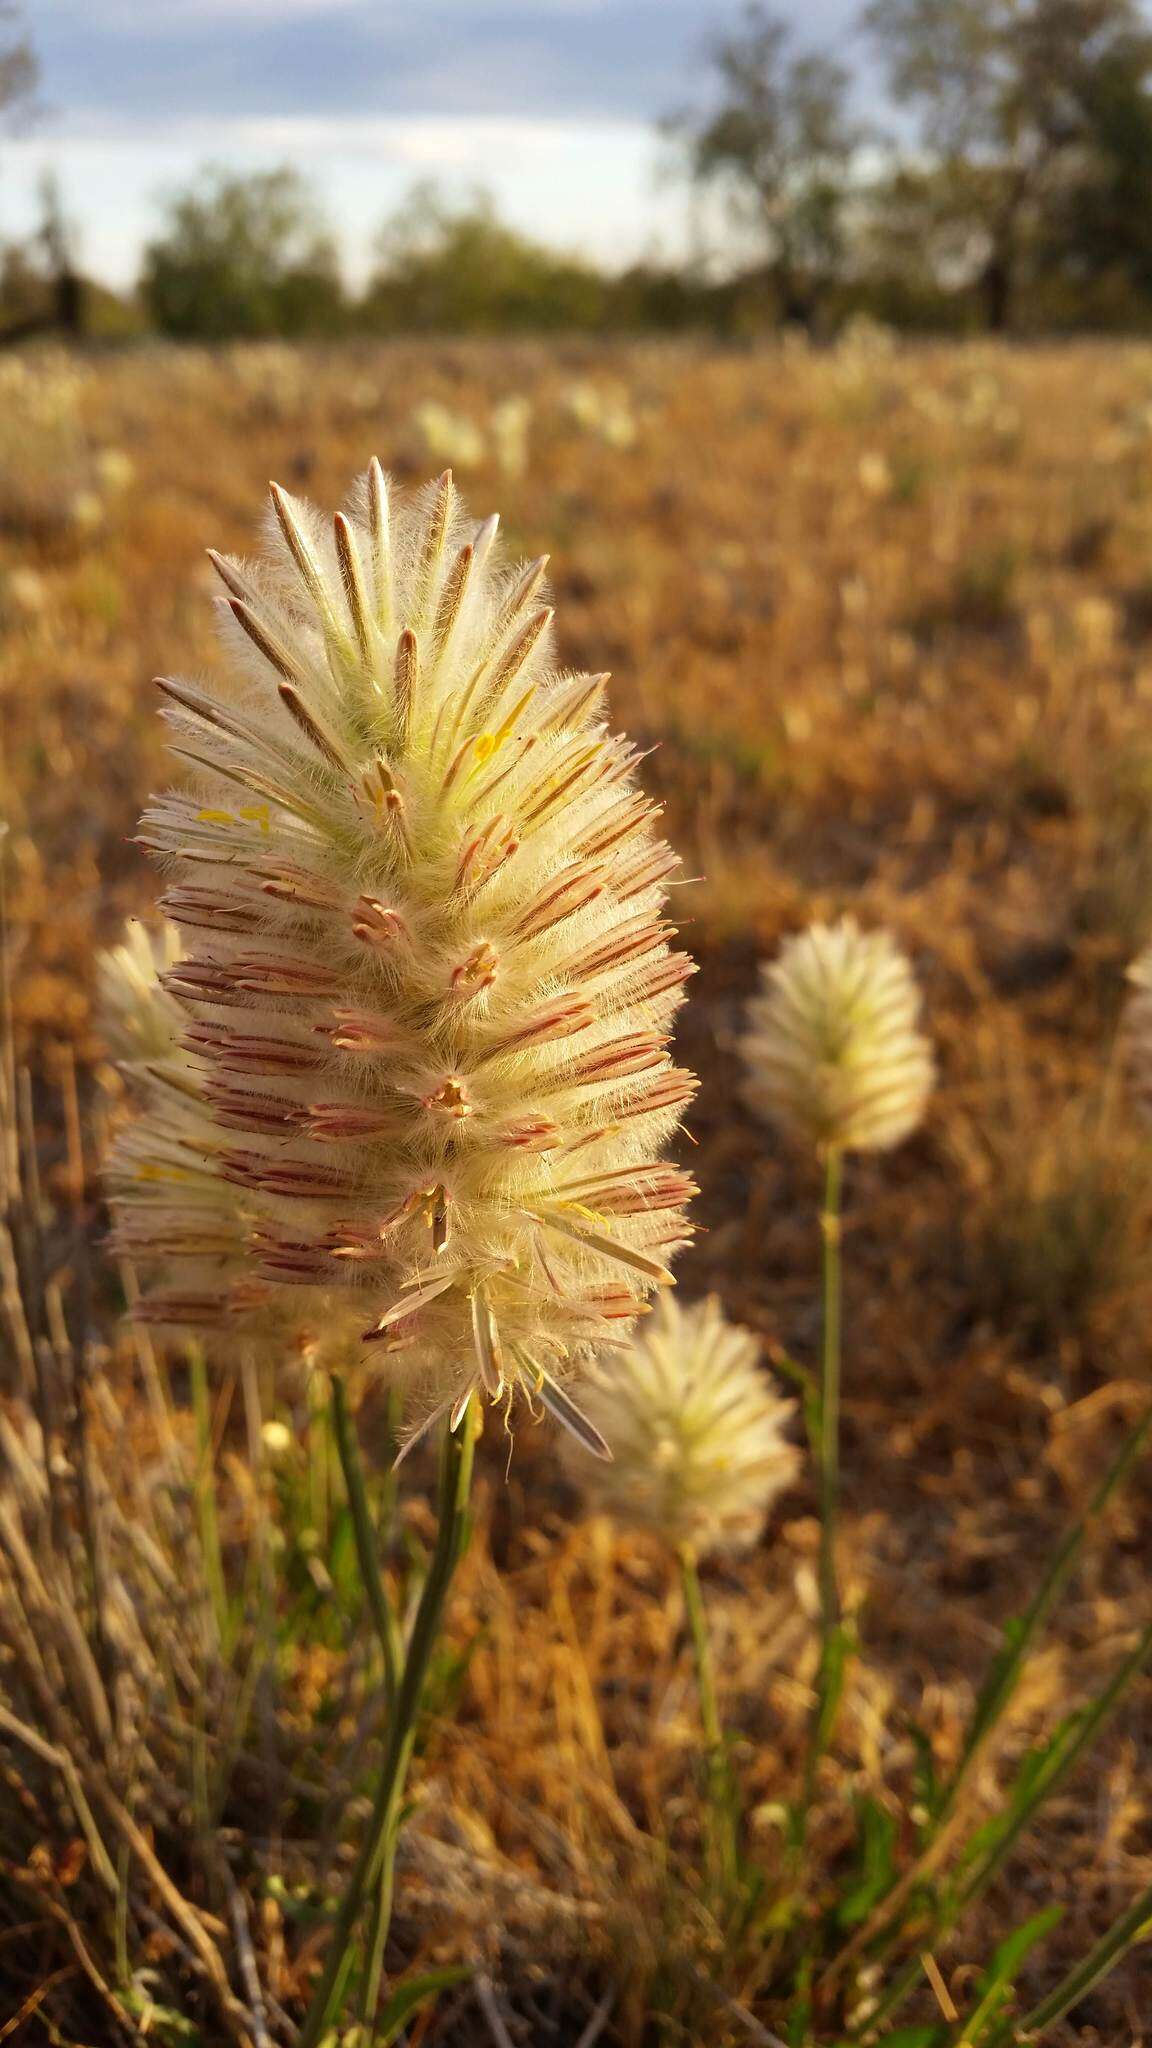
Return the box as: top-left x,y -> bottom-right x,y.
979,246 -> 1014,331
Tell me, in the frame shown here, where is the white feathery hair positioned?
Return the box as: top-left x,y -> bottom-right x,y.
565,1292 -> 799,1555
109,465 -> 697,1445
741,916 -> 934,1155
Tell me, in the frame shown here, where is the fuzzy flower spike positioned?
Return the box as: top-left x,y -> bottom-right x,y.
127,466 -> 697,1444
567,1292 -> 799,1555
741,916 -> 933,1156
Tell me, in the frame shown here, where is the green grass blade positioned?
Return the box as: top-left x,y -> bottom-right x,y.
947,1401 -> 1152,1815
955,1618 -> 1152,1912
373,1964 -> 470,2044
983,1878 -> 1152,2046
955,1904 -> 1063,2043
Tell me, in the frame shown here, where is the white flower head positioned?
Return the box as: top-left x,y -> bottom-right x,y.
565,1292 -> 799,1555
119,465 -> 697,1440
742,917 -> 934,1155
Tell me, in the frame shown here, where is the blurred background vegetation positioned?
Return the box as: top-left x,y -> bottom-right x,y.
12,0 -> 1152,345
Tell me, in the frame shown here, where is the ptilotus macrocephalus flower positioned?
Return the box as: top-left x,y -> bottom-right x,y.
741,917 -> 934,1156
566,1293 -> 798,1555
128,467 -> 698,1441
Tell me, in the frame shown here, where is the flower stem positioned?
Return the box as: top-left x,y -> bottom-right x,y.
298,1396 -> 477,2045
679,1542 -> 738,1898
817,1145 -> 844,1655
330,1374 -> 401,1711
801,1144 -> 847,1829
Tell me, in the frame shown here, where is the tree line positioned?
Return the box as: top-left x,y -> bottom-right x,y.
7,0 -> 1152,339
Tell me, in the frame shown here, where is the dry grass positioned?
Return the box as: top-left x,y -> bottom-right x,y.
1,330 -> 1151,2043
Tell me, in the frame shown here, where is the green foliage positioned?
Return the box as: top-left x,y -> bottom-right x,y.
862,0 -> 1152,329
142,164 -> 346,339
960,1905 -> 1065,2041
365,181 -> 607,333
369,1965 -> 472,2045
836,1799 -> 899,1928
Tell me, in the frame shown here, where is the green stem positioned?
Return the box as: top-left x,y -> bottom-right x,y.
817,1146 -> 844,1654
801,1145 -> 846,1833
360,1842 -> 396,2029
983,1877 -> 1152,2046
298,1397 -> 477,2046
331,1374 -> 401,1711
679,1542 -> 737,1898
329,1375 -> 407,2031
189,1344 -> 229,1650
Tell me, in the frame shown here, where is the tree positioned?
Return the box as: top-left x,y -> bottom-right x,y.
669,4 -> 864,329
36,172 -> 85,336
364,182 -> 605,332
0,0 -> 37,133
863,0 -> 1152,328
141,166 -> 345,340
1037,8 -> 1152,310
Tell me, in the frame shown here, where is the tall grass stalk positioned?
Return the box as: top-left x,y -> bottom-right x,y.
331,1375 -> 401,1710
678,1541 -> 738,1900
298,1397 -> 478,2044
190,1342 -> 228,1649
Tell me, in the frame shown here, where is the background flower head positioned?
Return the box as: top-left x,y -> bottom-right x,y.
741,917 -> 934,1155
564,1293 -> 799,1555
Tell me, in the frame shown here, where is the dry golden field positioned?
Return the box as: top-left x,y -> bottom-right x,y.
1,332 -> 1150,2045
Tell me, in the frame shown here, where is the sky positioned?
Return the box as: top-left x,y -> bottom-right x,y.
3,0 -> 864,289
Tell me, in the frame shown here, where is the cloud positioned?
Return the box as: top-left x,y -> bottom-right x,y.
31,3 -> 754,125
0,111 -> 695,287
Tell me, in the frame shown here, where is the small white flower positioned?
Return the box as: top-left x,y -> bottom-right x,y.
96,448 -> 135,493
742,917 -> 934,1155
565,1293 -> 799,1555
489,396 -> 531,477
412,402 -> 486,469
